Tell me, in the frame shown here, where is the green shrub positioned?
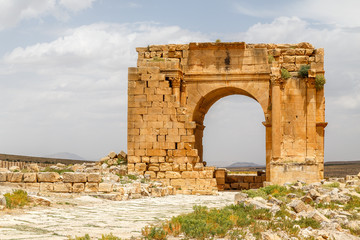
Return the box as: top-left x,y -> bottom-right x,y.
294,217 -> 321,229
315,75 -> 326,90
344,196 -> 360,211
323,182 -> 340,188
281,68 -> 291,79
243,185 -> 289,199
100,233 -> 121,240
298,65 -> 310,78
4,189 -> 28,209
268,55 -> 275,64
127,174 -> 138,180
41,167 -> 73,174
142,226 -> 167,240
215,39 -> 221,43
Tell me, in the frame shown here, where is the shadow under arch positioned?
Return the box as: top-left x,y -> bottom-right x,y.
191,87 -> 266,163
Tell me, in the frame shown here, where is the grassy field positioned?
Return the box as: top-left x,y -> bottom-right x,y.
225,160 -> 360,179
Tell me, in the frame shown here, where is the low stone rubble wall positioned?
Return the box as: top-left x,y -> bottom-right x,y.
0,160 -> 52,170
0,172 -> 173,199
215,169 -> 266,190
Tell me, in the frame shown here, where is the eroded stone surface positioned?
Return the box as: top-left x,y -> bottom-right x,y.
0,189 -> 236,239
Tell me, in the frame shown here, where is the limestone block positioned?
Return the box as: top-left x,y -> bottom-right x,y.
144,171 -> 156,179
87,173 -> 101,183
23,173 -> 37,183
289,199 -> 308,213
108,151 -> 117,159
186,163 -> 193,171
159,163 -> 172,171
135,163 -> 146,172
62,172 -> 87,183
72,183 -> 85,193
179,163 -> 187,171
216,178 -> 225,185
186,149 -> 198,157
85,183 -> 99,193
7,173 -> 23,182
215,170 -> 226,178
40,182 -> 54,192
147,149 -> 166,156
99,183 -> 113,193
128,156 -> 140,164
148,164 -> 160,171
37,172 -> 60,182
0,172 -> 7,182
53,182 -> 72,193
157,172 -> 165,178
199,170 -> 214,179
181,171 -> 199,179
180,135 -> 195,142
127,163 -> 135,172
165,171 -> 181,179
283,56 -> 295,63
295,56 -> 309,64
25,183 -> 40,191
254,176 -> 263,183
185,121 -> 196,129
193,163 -> 204,171
27,163 -> 39,172
243,176 -> 254,183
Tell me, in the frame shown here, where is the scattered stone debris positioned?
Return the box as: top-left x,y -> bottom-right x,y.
234,174 -> 360,240
0,151 -> 175,212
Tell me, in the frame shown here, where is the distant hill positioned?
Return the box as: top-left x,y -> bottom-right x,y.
44,152 -> 85,160
227,162 -> 264,168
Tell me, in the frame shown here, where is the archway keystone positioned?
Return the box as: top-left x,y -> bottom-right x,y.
127,42 -> 326,194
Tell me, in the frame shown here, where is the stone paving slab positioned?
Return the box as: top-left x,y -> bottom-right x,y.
0,192 -> 236,239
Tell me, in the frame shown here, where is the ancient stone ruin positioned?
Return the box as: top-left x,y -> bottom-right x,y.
127,42 -> 326,193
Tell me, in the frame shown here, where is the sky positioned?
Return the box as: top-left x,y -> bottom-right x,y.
0,0 -> 359,166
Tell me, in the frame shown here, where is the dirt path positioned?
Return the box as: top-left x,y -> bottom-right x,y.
0,192 -> 236,239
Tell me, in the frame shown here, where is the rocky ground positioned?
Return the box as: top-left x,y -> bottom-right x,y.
0,188 -> 236,240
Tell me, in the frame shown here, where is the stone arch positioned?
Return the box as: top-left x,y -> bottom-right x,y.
127,41 -> 326,191
190,86 -> 267,164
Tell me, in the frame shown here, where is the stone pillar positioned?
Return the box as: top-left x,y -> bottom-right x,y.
180,82 -> 187,107
262,121 -> 272,181
271,78 -> 282,160
171,77 -> 181,103
306,77 -> 317,160
194,123 -> 205,161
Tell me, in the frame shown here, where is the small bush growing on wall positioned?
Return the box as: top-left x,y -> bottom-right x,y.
298,65 -> 310,78
315,75 -> 326,90
268,55 -> 275,64
281,68 -> 291,79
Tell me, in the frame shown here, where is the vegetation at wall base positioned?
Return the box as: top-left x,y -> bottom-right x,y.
4,189 -> 29,209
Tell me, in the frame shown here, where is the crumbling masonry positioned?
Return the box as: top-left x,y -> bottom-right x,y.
127,42 -> 326,194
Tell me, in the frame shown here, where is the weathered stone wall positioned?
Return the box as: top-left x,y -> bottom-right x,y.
128,42 -> 326,190
214,169 -> 266,190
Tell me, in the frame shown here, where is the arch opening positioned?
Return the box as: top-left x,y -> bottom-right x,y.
202,95 -> 266,168
192,87 -> 266,164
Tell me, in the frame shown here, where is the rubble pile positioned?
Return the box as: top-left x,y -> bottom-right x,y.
234,174 -> 360,240
0,151 -> 175,210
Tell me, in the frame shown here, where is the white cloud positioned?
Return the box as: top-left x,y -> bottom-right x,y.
0,0 -> 96,30
235,0 -> 360,28
0,22 -> 209,159
59,0 -> 95,12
